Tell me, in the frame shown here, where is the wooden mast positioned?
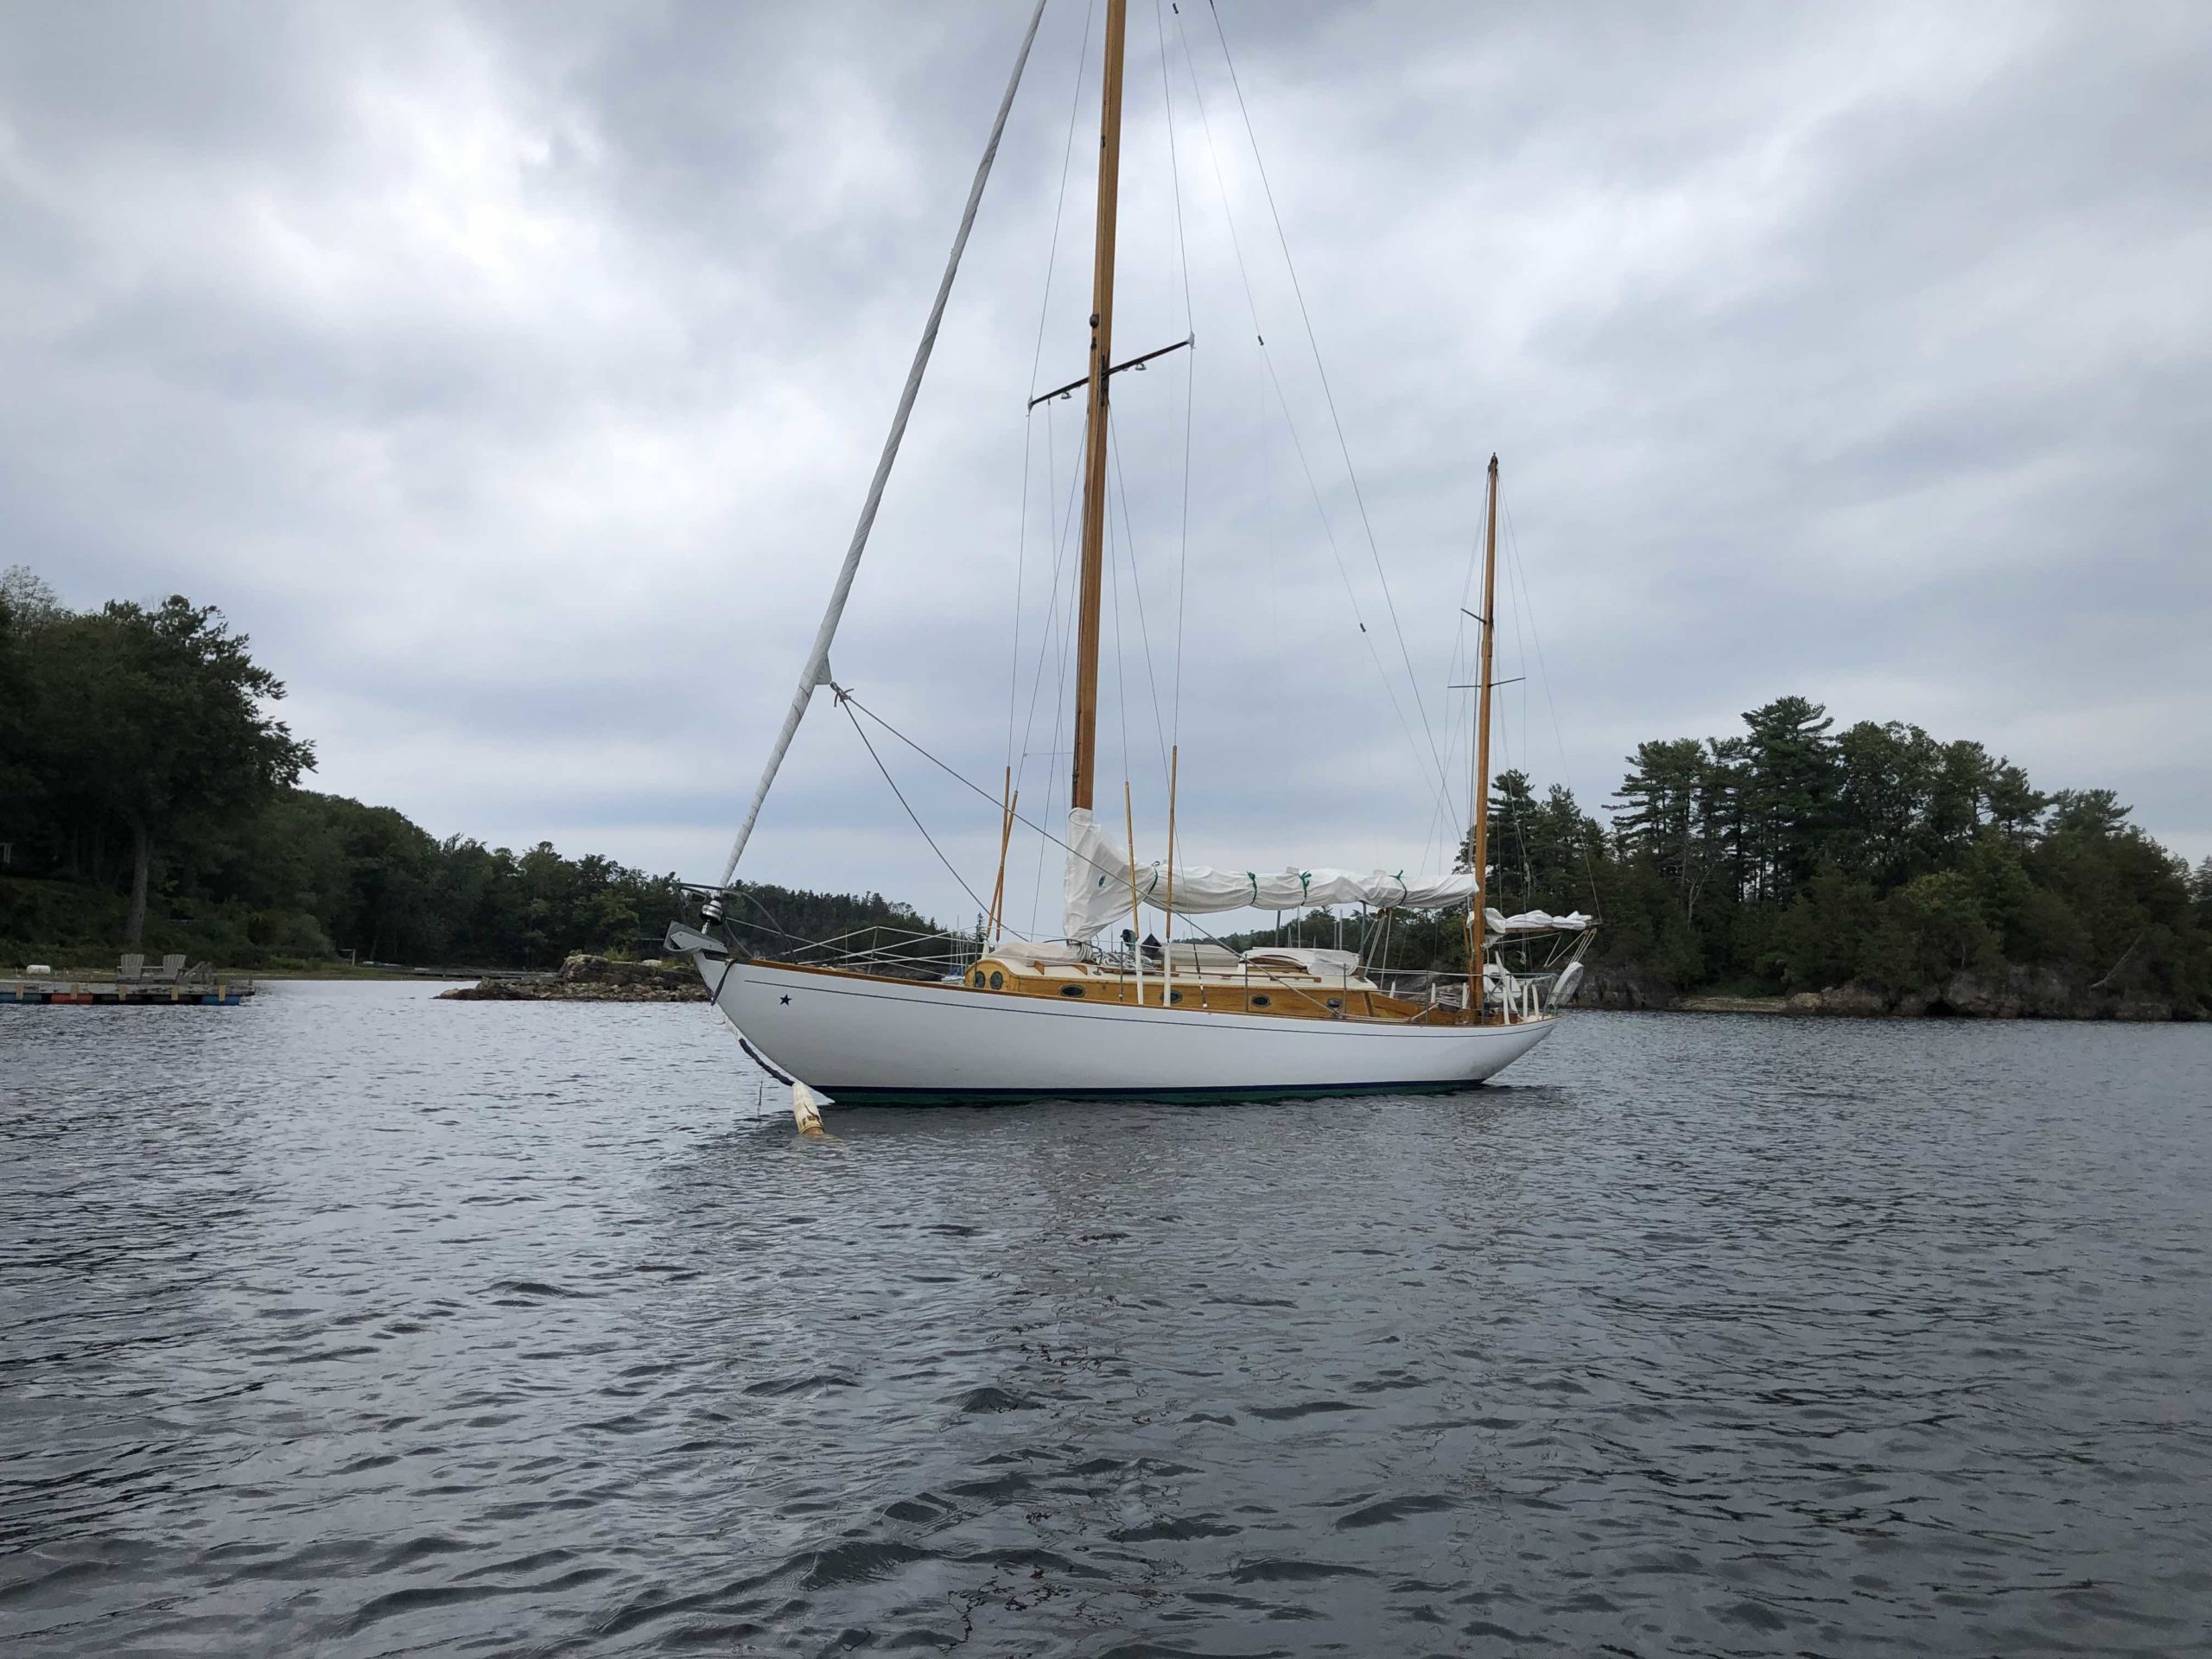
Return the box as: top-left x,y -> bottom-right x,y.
1467,454 -> 1501,1014
1069,0 -> 1128,813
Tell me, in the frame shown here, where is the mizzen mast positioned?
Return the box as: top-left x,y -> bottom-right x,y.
1068,0 -> 1128,813
1466,454 -> 1502,1010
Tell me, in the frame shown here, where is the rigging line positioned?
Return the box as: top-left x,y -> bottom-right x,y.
1155,0 -> 1197,341
1027,0 -> 1098,404
1453,493 -> 1486,835
1496,498 -> 1532,788
848,697 -> 1103,883
1173,351 -> 1194,754
1155,0 -> 1196,751
1108,461 -> 1133,818
1107,403 -> 1173,791
1173,346 -> 1194,749
1503,492 -> 1607,918
1029,442 -> 1081,937
718,0 -> 1047,888
1168,2 -> 1455,826
1511,550 -> 1531,801
1423,517 -> 1490,881
841,696 -> 995,923
1017,402 -> 1086,931
1006,405 -> 1034,780
1205,0 -> 1452,805
1007,2 -> 1095,783
723,887 -> 843,953
842,692 -> 1291,962
1492,690 -> 1535,907
1494,526 -> 1546,911
1013,405 -> 1086,804
1017,406 -> 1088,769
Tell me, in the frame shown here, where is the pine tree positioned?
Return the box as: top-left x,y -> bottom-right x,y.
1738,695 -> 1837,903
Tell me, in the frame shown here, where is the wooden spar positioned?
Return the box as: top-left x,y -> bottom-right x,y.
986,766 -> 1004,938
1163,743 -> 1179,1007
986,766 -> 1016,941
1467,454 -> 1501,1014
1069,0 -> 1128,813
1124,780 -> 1144,1005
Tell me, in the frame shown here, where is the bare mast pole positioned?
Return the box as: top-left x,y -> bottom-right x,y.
1069,0 -> 1128,814
1467,454 -> 1501,1015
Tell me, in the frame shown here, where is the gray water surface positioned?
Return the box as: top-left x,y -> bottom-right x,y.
2,983 -> 2208,1656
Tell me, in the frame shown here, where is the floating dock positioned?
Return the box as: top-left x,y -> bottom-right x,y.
3,975 -> 254,1006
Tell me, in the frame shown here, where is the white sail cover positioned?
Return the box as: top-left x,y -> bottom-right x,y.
1485,907 -> 1592,934
1063,809 -> 1482,940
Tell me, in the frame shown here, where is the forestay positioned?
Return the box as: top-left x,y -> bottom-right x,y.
714,0 -> 1049,888
1063,808 -> 1482,940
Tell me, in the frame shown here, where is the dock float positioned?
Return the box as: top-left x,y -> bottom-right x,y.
4,955 -> 254,1006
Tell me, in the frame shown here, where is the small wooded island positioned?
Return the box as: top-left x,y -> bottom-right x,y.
3,568 -> 2205,1020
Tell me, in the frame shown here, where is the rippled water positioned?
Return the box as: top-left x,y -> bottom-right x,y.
3,983 -> 2208,1656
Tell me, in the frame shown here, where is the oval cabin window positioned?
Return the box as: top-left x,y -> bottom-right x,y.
972,969 -> 987,988
1325,996 -> 1342,1010
988,971 -> 1004,989
1060,984 -> 1085,998
1250,994 -> 1272,1008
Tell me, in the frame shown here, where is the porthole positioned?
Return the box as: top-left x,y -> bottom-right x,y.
1325,996 -> 1342,1010
1250,994 -> 1272,1008
988,970 -> 1004,989
1168,989 -> 1183,1004
1060,984 -> 1086,998
972,969 -> 987,988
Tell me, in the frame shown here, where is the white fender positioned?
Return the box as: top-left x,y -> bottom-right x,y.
791,1082 -> 825,1136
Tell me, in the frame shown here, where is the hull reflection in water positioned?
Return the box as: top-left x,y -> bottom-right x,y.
696,956 -> 1556,1104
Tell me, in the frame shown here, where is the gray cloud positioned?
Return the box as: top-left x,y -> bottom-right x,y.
3,0 -> 2206,928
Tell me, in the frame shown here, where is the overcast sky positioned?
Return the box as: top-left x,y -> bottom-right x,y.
5,1 -> 2207,928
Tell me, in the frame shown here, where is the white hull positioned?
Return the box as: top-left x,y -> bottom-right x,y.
691,955 -> 1556,1104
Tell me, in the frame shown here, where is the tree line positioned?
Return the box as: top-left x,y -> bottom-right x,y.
8,568 -> 2202,1006
1463,694 -> 2209,1009
0,569 -> 933,969
1076,693 -> 2207,1015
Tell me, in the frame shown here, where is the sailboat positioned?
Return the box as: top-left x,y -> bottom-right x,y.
668,0 -> 1592,1105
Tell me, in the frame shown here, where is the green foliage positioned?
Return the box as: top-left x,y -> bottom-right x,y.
0,569 -> 939,969
1240,691 -> 2204,1014
1859,870 -> 2002,992
1770,864 -> 1878,990
1497,693 -> 2205,1012
3,570 -> 314,944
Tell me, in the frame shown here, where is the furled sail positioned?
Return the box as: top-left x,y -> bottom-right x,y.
1062,808 -> 1481,940
1484,907 -> 1592,934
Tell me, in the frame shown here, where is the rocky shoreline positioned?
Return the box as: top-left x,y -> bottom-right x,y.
1577,964 -> 2198,1021
436,954 -> 709,1002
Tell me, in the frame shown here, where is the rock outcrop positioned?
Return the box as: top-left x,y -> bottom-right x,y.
1573,965 -> 1680,1011
437,954 -> 709,1002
